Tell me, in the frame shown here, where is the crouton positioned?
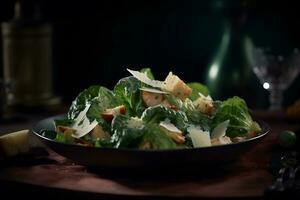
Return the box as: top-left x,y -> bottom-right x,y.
211,136 -> 232,146
141,90 -> 164,107
139,141 -> 152,150
166,132 -> 185,144
140,90 -> 177,109
159,120 -> 185,144
56,126 -> 76,142
193,94 -> 214,115
162,72 -> 192,101
90,124 -> 110,140
231,137 -> 246,143
56,126 -> 76,135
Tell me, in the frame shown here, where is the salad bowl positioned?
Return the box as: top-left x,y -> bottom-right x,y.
32,115 -> 269,169
32,68 -> 270,169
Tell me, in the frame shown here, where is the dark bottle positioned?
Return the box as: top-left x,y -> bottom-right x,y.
204,0 -> 261,105
1,0 -> 59,107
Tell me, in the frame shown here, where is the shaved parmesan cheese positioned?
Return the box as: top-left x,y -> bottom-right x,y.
159,119 -> 182,134
140,87 -> 169,94
128,117 -> 144,130
127,69 -> 164,88
211,120 -> 230,139
198,92 -> 213,101
187,126 -> 211,147
71,105 -> 98,138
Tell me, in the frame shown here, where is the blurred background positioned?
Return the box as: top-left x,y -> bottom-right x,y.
0,0 -> 299,116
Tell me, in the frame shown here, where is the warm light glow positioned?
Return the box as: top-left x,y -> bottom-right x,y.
263,82 -> 270,89
209,64 -> 219,80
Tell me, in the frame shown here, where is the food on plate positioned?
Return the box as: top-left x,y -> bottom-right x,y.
41,68 -> 262,150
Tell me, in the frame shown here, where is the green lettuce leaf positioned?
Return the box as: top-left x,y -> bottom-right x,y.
140,68 -> 155,80
111,115 -> 145,148
141,105 -> 188,131
141,123 -> 177,149
163,95 -> 211,131
187,82 -> 210,101
212,96 -> 261,137
67,86 -> 119,135
68,86 -> 118,120
111,114 -> 177,149
114,76 -> 145,117
54,118 -> 74,127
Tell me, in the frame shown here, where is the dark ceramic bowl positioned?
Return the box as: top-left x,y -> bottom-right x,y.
32,115 -> 270,169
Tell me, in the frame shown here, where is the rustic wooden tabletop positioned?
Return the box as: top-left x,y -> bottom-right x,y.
0,110 -> 299,199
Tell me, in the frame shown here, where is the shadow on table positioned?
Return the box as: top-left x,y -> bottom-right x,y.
0,147 -> 57,168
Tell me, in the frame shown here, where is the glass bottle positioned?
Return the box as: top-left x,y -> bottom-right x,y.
1,1 -> 60,108
204,0 -> 262,106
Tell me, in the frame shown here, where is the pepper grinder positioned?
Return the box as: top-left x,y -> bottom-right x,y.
1,0 -> 60,109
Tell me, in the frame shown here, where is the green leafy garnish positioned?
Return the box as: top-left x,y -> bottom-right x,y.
187,82 -> 210,101
140,68 -> 155,80
111,114 -> 176,149
212,96 -> 261,137
141,105 -> 188,131
114,76 -> 145,117
68,86 -> 118,120
141,123 -> 177,149
111,115 -> 145,148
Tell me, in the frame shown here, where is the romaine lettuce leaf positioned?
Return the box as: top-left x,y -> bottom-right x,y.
54,118 -> 74,127
163,95 -> 211,131
141,123 -> 177,149
140,68 -> 155,80
111,115 -> 145,148
114,76 -> 145,117
68,86 -> 118,120
65,86 -> 119,137
187,82 -> 210,101
182,99 -> 212,131
141,105 -> 188,131
212,96 -> 261,137
111,114 -> 176,149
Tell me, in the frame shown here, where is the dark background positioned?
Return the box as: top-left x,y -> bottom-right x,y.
0,0 -> 299,109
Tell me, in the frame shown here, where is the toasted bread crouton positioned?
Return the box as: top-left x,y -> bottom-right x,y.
56,126 -> 76,142
161,99 -> 177,110
166,132 -> 185,144
101,105 -> 126,122
56,126 -> 76,134
141,90 -> 177,109
193,95 -> 214,115
90,124 -> 111,140
139,141 -> 152,150
159,120 -> 185,144
231,137 -> 246,143
162,72 -> 192,101
56,126 -> 76,137
211,136 -> 232,146
141,90 -> 164,107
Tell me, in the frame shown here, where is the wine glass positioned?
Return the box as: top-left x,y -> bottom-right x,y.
250,48 -> 300,110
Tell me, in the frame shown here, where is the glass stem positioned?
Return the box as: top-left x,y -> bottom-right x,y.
269,88 -> 283,111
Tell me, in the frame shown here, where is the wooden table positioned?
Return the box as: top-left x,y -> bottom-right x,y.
0,111 -> 299,199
